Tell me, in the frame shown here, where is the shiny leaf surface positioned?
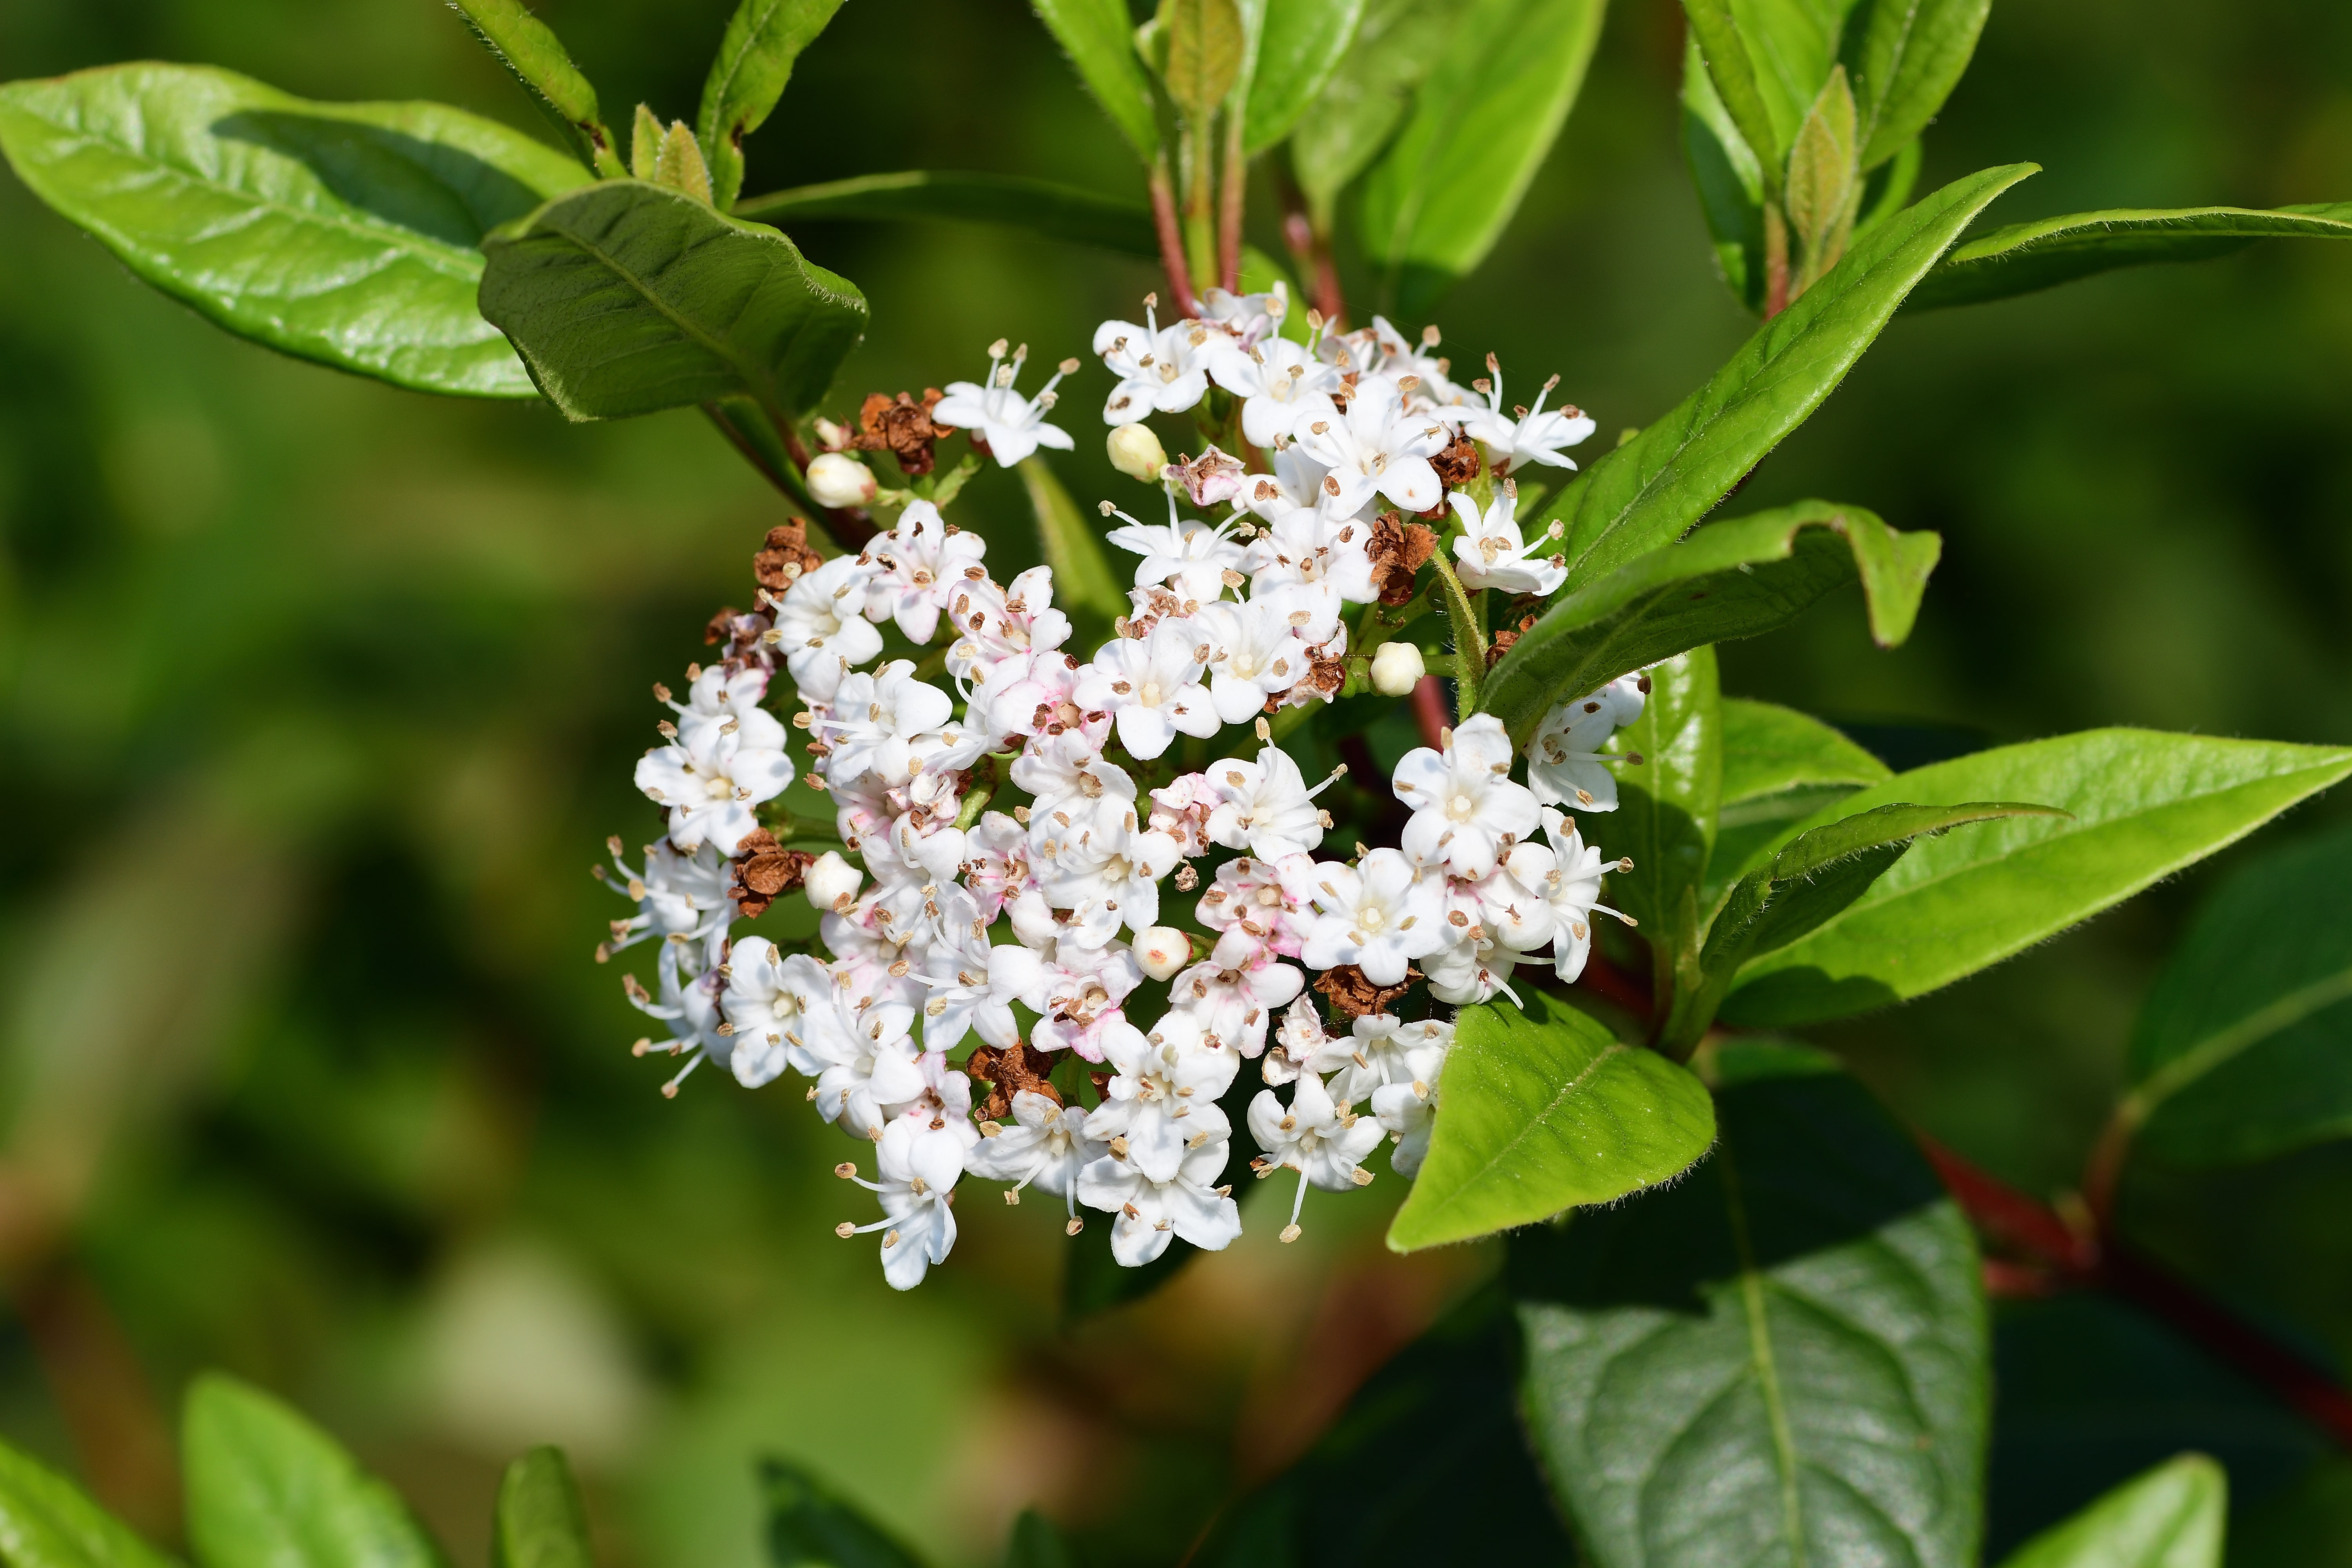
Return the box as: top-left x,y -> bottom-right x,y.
1996,1455 -> 2225,1568
1906,203 -> 2352,312
185,1375 -> 447,1568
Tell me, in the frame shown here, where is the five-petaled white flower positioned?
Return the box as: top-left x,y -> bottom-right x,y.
1072,621 -> 1222,760
818,661 -> 956,784
1296,848 -> 1448,986
1103,503 -> 1248,608
1189,599 -> 1319,722
1077,1137 -> 1242,1267
967,1089 -> 1105,1223
861,501 -> 988,643
1528,674 -> 1648,811
1096,299 -> 1216,423
838,1114 -> 965,1290
719,937 -> 835,1085
1032,792 -> 1183,947
1083,1011 -> 1240,1183
1461,353 -> 1596,474
1291,379 -> 1450,518
1394,713 -> 1541,880
1207,334 -> 1346,447
770,554 -> 884,704
1447,485 -> 1565,598
1201,746 -> 1339,862
633,699 -> 795,855
1247,1070 -> 1385,1239
934,339 -> 1078,466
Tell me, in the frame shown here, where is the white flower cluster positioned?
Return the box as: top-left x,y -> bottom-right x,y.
601,297 -> 1646,1290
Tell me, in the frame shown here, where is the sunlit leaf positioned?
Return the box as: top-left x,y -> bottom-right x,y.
697,0 -> 849,211
1242,0 -> 1367,153
1842,0 -> 1992,170
1288,0 -> 1467,230
1031,0 -> 1164,162
185,1374 -> 448,1568
1163,0 -> 1248,123
1996,1454 -> 2225,1568
733,170 -> 1155,255
492,1448 -> 591,1568
1906,202 -> 2352,312
448,0 -> 621,176
1603,647 -> 1720,984
0,1439 -> 179,1568
1705,698 -> 1890,907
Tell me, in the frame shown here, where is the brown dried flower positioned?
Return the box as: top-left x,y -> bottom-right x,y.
1431,430 -> 1481,490
967,1040 -> 1064,1121
1367,512 -> 1439,606
851,389 -> 952,476
1314,963 -> 1417,1020
755,519 -> 825,595
729,829 -> 815,918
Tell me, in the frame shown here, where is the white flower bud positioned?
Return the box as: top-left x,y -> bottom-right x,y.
1133,925 -> 1192,981
803,850 -> 863,913
806,451 -> 877,508
1371,641 -> 1426,696
1106,423 -> 1168,483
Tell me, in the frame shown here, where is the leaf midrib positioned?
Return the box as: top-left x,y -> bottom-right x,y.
1413,1034 -> 1630,1230
537,201 -> 770,400
2131,961 -> 2352,1127
1715,1136 -> 1810,1568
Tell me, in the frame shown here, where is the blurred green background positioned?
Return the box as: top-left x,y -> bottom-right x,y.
1,0 -> 2349,1563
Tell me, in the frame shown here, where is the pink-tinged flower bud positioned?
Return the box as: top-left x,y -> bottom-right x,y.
807,452 -> 877,508
1106,422 -> 1167,483
1133,925 -> 1193,980
803,850 -> 863,913
1371,641 -> 1426,696
1164,445 -> 1247,507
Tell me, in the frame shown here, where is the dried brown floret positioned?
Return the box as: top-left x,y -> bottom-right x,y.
729,829 -> 815,918
851,388 -> 952,476
1314,963 -> 1417,1020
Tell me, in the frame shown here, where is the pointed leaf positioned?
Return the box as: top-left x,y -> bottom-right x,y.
1163,0 -> 1248,123
653,121 -> 712,204
1682,34 -> 1768,313
696,0 -> 848,211
1723,730 -> 2352,1028
1537,163 -> 2034,586
477,178 -> 867,421
1485,499 -> 1939,742
762,1459 -> 924,1568
1602,647 -> 1720,989
1387,989 -> 1716,1252
1681,0 -> 1786,185
1242,0 -> 1367,152
0,64 -> 588,399
0,1439 -> 180,1568
1512,1040 -> 1988,1568
185,1374 -> 448,1568
1288,0 -> 1465,229
1996,1455 -> 2225,1568
1783,64 -> 1859,281
492,1449 -> 591,1568
1707,698 -> 1890,907
1018,457 -> 1127,653
448,0 -> 622,175
733,171 -> 1156,255
1031,0 -> 1164,162
1842,0 -> 1992,170
1905,202 -> 2352,312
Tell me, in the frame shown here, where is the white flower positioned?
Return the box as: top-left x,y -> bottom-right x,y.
1165,947 -> 1304,1057
1107,422 -> 1168,481
801,985 -> 926,1138
1461,354 -> 1595,474
960,810 -> 1035,922
1199,281 -> 1288,348
1260,995 -> 1330,1086
1371,638 -> 1428,698
916,889 -> 1021,1053
626,962 -> 730,1097
988,935 -> 1143,1060
1076,1137 -> 1241,1268
1297,849 -> 1448,985
771,554 -> 884,702
802,849 -> 863,914
944,564 -> 1071,688
1206,334 -> 1345,447
806,450 -> 878,508
1247,1071 -> 1384,1239
1191,599 -> 1318,722
1394,713 -> 1540,880
1367,316 -> 1467,405
1446,485 -> 1565,598
1322,1014 -> 1454,1106
1145,772 -> 1216,858
819,900 -> 924,1011
1537,806 -> 1621,983
1528,674 -> 1648,811
934,340 -> 1077,466
1470,843 -> 1560,953
1291,379 -> 1448,517
1197,854 -> 1312,960
633,700 -> 796,856
1133,926 -> 1194,981
666,662 -> 773,750
1201,747 -> 1339,861
968,1090 -> 1105,1223
1009,728 -> 1136,817
1164,445 -> 1250,509
719,937 -> 835,1085
860,501 -> 987,643
597,837 -> 732,973
816,661 -> 955,784
1103,503 -> 1247,607
1369,1034 -> 1452,1177
1095,301 -> 1216,424
837,1114 -> 964,1290
1236,443 -> 1331,524
1420,918 -> 1529,1008
1031,793 -> 1182,947
1241,508 -> 1378,613
1082,1011 -> 1240,1182
1072,621 -> 1222,760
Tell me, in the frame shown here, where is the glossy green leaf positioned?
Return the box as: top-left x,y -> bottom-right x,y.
1706,699 -> 1889,907
0,1439 -> 179,1568
1996,1454 -> 2225,1568
696,0 -> 848,211
1387,989 -> 1716,1251
1680,0 -> 1791,187
1512,1040 -> 1988,1568
185,1374 -> 447,1568
1163,0 -> 1248,122
2122,825 -> 2352,1169
1484,499 -> 1940,742
1031,0 -> 1164,161
1905,203 -> 2352,312
1723,730 -> 2352,1029
1539,163 -> 2034,586
1242,0 -> 1367,152
1018,457 -> 1127,653
762,1458 -> 924,1568
0,63 -> 588,399
448,0 -> 621,176
1288,0 -> 1465,229
477,179 -> 867,421
492,1448 -> 591,1568
1002,1510 -> 1083,1568
1358,0 -> 1606,316
1842,0 -> 1992,170
734,170 -> 1156,255
1682,35 -> 1768,312
1603,648 -> 1721,991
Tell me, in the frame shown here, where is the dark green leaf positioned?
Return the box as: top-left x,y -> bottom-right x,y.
0,1439 -> 179,1568
1512,1040 -> 1988,1568
448,0 -> 621,176
1163,0 -> 1248,122
1842,0 -> 1992,170
1603,647 -> 1721,989
1680,0 -> 1791,187
1722,731 -> 2352,1029
185,1374 -> 448,1568
1001,1510 -> 1084,1568
1995,1454 -> 2225,1568
492,1448 -> 591,1568
2232,1455 -> 2352,1568
733,171 -> 1156,255
1387,989 -> 1715,1251
1062,1219 -> 1198,1319
2123,824 -> 2352,1169
1031,0 -> 1164,161
696,0 -> 848,211
1538,163 -> 2034,586
762,1459 -> 923,1568
1483,499 -> 1940,742
1905,203 -> 2352,312
1242,0 -> 1367,153
0,63 -> 587,399
477,179 -> 867,421
1287,0 -> 1465,229
1681,35 -> 1768,313
1357,0 -> 1606,315
1018,457 -> 1127,654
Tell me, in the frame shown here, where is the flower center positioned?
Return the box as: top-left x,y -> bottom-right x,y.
705,773 -> 737,800
1359,905 -> 1386,933
1447,792 -> 1478,821
1139,681 -> 1164,706
1103,854 -> 1133,884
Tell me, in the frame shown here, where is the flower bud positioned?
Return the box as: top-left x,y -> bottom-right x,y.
1133,925 -> 1192,981
1107,423 -> 1167,483
807,451 -> 877,508
1371,641 -> 1426,696
803,850 -> 863,913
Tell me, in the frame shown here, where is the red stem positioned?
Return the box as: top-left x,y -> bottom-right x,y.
1410,674 -> 1449,748
1149,163 -> 1201,315
1217,115 -> 1246,294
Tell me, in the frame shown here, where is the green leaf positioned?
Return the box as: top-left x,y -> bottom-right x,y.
761,1458 -> 924,1568
0,1439 -> 179,1568
448,0 -> 622,176
1680,0 -> 1791,189
1357,0 -> 1606,316
1537,163 -> 2034,586
1018,457 -> 1127,653
1163,0 -> 1249,122
1031,0 -> 1165,162
1706,698 -> 1890,906
185,1374 -> 448,1568
492,1448 -> 591,1568
1904,202 -> 2352,312
733,171 -> 1156,255
1242,0 -> 1366,152
1512,1040 -> 1988,1568
0,63 -> 588,399
1996,1454 -> 2225,1568
1287,0 -> 1465,229
1604,647 -> 1721,996
1002,1510 -> 1083,1568
1483,499 -> 1940,742
2121,824 -> 2352,1169
1783,64 -> 1859,286
1842,0 -> 1992,170
1722,730 -> 2352,1029
477,178 -> 867,421
1387,988 -> 1716,1251
1681,34 -> 1768,313
696,0 -> 848,211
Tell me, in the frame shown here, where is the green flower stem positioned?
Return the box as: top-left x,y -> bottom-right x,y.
955,756 -> 998,831
1425,550 -> 1488,720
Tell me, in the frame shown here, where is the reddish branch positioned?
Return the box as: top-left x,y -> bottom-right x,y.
1149,164 -> 1201,316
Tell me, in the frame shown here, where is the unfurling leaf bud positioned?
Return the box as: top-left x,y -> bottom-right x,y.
1107,422 -> 1168,483
1371,641 -> 1426,696
807,452 -> 878,508
804,850 -> 863,913
1133,925 -> 1193,981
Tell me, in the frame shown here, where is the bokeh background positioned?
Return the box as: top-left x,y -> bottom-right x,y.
2,0 -> 2349,1562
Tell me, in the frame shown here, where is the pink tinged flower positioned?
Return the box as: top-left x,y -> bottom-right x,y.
634,707 -> 796,856
1297,848 -> 1448,987
1198,281 -> 1289,348
772,554 -> 884,703
1077,1137 -> 1241,1267
1191,600 -> 1317,722
1206,335 -> 1345,447
819,902 -> 926,1013
1146,772 -> 1216,858
960,810 -> 1036,922
1030,793 -> 1183,946
1082,1012 -> 1240,1183
1201,747 -> 1342,862
1446,485 -> 1566,598
1071,622 -> 1222,761
1528,674 -> 1649,811
859,501 -> 987,644
933,339 -> 1078,467
1290,379 -> 1448,518
968,1090 -> 1106,1221
1197,854 -> 1312,960
944,564 -> 1072,688
1165,948 -> 1305,1058
837,1114 -> 965,1290
1394,713 -> 1541,880
719,938 -> 837,1085
1247,1070 -> 1386,1240
1102,503 -> 1248,607
1461,352 -> 1596,474
1260,995 -> 1330,1086
987,936 -> 1143,1061
1164,445 -> 1250,508
815,660 -> 956,784
1095,301 -> 1216,424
